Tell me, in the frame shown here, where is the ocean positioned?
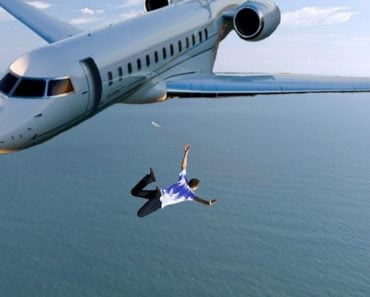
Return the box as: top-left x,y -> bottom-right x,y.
1,94 -> 370,297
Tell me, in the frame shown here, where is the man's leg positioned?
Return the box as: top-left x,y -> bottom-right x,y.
137,198 -> 162,217
131,169 -> 156,199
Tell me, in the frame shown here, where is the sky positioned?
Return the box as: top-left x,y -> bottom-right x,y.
0,0 -> 370,76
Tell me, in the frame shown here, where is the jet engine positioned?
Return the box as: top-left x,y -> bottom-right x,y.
145,0 -> 170,12
123,79 -> 167,104
233,0 -> 280,42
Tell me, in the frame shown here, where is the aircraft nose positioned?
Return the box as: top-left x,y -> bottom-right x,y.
0,95 -> 45,154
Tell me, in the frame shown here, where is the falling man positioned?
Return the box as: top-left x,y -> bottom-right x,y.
131,144 -> 219,217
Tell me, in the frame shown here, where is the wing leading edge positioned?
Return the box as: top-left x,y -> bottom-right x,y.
166,73 -> 370,98
0,0 -> 83,43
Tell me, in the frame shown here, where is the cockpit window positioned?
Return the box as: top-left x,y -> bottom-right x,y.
13,78 -> 46,97
1,74 -> 74,98
0,73 -> 19,95
47,78 -> 74,97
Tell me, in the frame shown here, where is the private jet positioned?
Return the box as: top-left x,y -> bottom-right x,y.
1,0 -> 370,154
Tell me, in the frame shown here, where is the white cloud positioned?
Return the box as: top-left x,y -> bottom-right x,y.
69,17 -> 99,25
80,7 -> 104,16
69,7 -> 105,26
282,7 -> 356,27
118,11 -> 143,20
350,35 -> 370,46
26,1 -> 51,10
114,0 -> 142,9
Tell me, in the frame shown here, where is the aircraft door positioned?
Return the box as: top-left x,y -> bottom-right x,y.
80,58 -> 102,113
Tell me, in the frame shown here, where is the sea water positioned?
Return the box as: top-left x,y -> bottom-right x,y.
1,94 -> 370,297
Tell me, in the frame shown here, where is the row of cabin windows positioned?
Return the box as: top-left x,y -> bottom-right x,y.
107,28 -> 209,86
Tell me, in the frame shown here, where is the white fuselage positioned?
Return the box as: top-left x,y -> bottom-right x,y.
0,0 -> 242,153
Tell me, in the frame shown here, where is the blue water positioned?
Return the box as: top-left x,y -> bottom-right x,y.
1,94 -> 370,297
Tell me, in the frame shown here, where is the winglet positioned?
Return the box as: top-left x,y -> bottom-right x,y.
0,0 -> 83,43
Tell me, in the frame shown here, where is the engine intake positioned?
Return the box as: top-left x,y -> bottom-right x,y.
233,0 -> 280,42
145,0 -> 170,12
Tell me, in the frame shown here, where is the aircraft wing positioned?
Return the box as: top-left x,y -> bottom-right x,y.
0,0 -> 83,43
166,73 -> 370,98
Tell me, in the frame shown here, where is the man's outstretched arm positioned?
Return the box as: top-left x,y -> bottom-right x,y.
181,144 -> 191,171
194,197 -> 219,206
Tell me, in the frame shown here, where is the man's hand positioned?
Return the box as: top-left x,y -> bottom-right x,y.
184,144 -> 191,153
209,199 -> 219,206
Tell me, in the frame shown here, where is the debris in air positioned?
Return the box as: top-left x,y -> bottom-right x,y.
151,121 -> 161,128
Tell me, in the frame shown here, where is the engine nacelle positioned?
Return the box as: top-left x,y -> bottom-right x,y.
123,79 -> 167,104
145,0 -> 170,12
233,0 -> 280,42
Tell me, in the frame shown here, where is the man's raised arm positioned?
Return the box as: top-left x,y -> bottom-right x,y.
181,144 -> 191,171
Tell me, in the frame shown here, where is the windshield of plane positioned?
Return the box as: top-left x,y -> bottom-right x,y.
0,73 -> 75,98
0,73 -> 19,95
48,78 -> 74,97
13,78 -> 46,97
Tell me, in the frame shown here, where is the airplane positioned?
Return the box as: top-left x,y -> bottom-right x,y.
1,0 -> 370,154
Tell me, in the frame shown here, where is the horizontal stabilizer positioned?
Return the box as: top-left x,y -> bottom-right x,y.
0,0 -> 83,43
166,73 -> 370,98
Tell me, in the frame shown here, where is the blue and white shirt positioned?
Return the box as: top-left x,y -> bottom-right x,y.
160,169 -> 196,208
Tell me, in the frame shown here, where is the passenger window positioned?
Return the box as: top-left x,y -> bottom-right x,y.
0,72 -> 19,95
137,59 -> 142,71
163,47 -> 167,59
128,63 -> 132,74
199,31 -> 203,42
13,78 -> 46,98
48,78 -> 74,97
170,44 -> 174,56
205,28 -> 208,39
108,71 -> 113,86
192,34 -> 196,46
118,67 -> 123,81
186,37 -> 190,49
154,51 -> 159,63
146,55 -> 150,67
178,40 -> 182,52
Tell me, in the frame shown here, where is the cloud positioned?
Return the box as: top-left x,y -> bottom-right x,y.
26,1 -> 51,10
66,2 -> 141,27
69,17 -> 99,25
107,0 -> 143,22
282,7 -> 356,27
114,0 -> 142,9
342,35 -> 370,47
80,7 -> 104,16
118,11 -> 143,20
68,7 -> 105,26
